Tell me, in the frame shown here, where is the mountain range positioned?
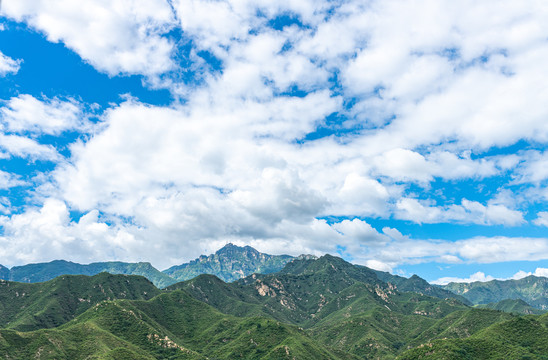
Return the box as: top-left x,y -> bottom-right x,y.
1,253 -> 547,359
2,244 -> 547,313
443,275 -> 548,310
163,243 -> 296,283
0,244 -> 294,289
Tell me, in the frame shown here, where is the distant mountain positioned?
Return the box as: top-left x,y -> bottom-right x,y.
0,264 -> 9,280
373,270 -> 472,305
163,243 -> 295,282
476,299 -> 545,315
443,275 -> 548,310
0,272 -> 160,331
7,260 -> 176,288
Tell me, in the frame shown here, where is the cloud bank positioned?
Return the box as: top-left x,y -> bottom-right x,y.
0,0 -> 546,274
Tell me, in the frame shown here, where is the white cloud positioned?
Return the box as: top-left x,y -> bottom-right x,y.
514,150 -> 548,184
0,134 -> 60,161
0,51 -> 21,76
354,235 -> 548,273
0,171 -> 26,189
534,212 -> 548,227
1,0 -> 548,270
332,219 -> 389,245
395,198 -> 524,226
433,267 -> 548,285
1,94 -> 86,135
432,271 -> 495,285
533,268 -> 548,277
365,259 -> 393,272
331,173 -> 391,216
1,0 -> 176,77
0,199 -> 140,267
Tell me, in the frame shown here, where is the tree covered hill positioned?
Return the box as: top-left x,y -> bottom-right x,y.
0,272 -> 160,331
1,255 -> 548,359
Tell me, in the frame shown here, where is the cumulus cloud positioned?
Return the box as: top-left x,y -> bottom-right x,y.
1,0 -> 548,271
0,51 -> 21,76
1,0 -> 176,77
395,198 -> 525,226
432,271 -> 495,285
514,150 -> 548,184
0,199 -> 140,267
534,212 -> 548,227
511,268 -> 548,280
351,235 -> 548,274
1,94 -> 86,135
0,170 -> 26,189
433,267 -> 548,285
0,134 -> 60,161
372,149 -> 500,184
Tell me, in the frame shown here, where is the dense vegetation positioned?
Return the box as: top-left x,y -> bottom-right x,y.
1,249 -> 548,359
0,272 -> 160,331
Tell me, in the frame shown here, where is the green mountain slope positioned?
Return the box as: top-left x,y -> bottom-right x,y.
170,254 -> 487,359
398,314 -> 548,360
0,289 -> 355,360
0,272 -> 160,331
171,255 -> 470,326
443,275 -> 548,310
163,243 -> 295,283
8,260 -> 176,288
2,252 -> 548,359
374,271 -> 472,305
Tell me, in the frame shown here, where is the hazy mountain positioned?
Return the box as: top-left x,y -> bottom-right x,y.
476,298 -> 545,315
443,275 -> 548,310
0,264 -> 9,280
7,260 -> 176,288
163,243 -> 295,282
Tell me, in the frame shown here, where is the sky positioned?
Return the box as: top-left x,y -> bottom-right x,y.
0,0 -> 547,284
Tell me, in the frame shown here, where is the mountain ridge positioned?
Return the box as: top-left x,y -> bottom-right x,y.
442,275 -> 548,310
162,243 -> 296,283
1,253 -> 547,359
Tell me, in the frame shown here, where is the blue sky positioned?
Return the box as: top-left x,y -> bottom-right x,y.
0,0 -> 547,284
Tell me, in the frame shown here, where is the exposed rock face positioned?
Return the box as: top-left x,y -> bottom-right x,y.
163,243 -> 295,282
